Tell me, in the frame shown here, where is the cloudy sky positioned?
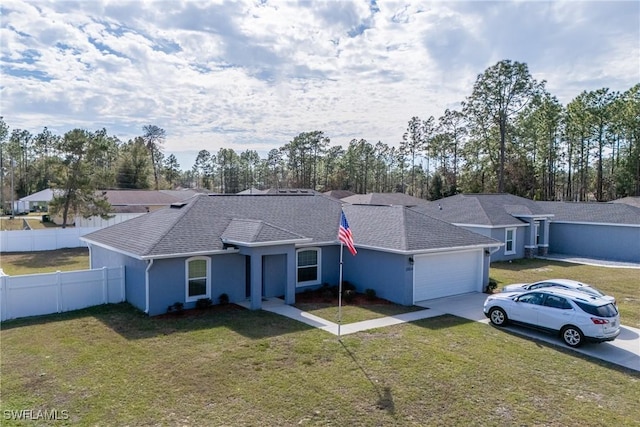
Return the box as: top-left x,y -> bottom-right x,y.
1,0 -> 638,170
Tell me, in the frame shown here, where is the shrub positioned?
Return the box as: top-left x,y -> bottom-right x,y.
196,298 -> 212,309
365,288 -> 377,300
343,289 -> 356,304
342,281 -> 356,291
167,301 -> 184,314
330,285 -> 340,298
485,279 -> 498,293
219,293 -> 229,305
321,288 -> 334,302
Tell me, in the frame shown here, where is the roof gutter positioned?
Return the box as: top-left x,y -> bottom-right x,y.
220,237 -> 313,248
351,242 -> 503,256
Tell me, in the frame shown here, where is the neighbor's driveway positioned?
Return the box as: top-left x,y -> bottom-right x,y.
416,293 -> 640,372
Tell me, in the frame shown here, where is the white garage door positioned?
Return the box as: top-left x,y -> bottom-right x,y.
413,250 -> 482,303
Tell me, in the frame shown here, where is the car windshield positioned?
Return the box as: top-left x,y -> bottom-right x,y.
574,301 -> 618,317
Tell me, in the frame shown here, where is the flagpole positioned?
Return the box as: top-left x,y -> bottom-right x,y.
338,242 -> 344,338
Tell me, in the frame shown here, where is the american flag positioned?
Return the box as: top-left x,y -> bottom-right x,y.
339,210 -> 357,256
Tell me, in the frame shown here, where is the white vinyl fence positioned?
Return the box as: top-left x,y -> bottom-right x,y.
0,227 -> 100,252
0,266 -> 125,321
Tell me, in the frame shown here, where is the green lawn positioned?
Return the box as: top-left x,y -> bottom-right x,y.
490,259 -> 640,327
1,303 -> 638,426
1,255 -> 639,425
0,248 -> 90,275
294,301 -> 424,324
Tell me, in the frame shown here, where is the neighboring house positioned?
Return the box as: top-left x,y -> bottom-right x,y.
237,188 -> 318,195
81,194 -> 501,316
323,190 -> 355,200
68,190 -> 198,226
536,201 -> 640,263
411,194 -> 554,262
612,196 -> 640,209
341,192 -> 428,207
17,188 -> 57,212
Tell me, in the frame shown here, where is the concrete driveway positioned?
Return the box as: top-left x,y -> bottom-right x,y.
416,293 -> 640,372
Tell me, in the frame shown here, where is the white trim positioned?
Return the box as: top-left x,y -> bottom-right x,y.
504,228 -> 516,255
352,242 -> 503,255
549,221 -> 640,228
452,223 -> 528,229
221,237 -> 313,247
185,256 -> 211,302
296,247 -> 322,287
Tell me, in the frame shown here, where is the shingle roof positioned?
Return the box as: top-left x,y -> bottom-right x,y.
411,193 -> 552,226
103,190 -> 188,206
83,194 -> 500,258
341,192 -> 428,207
536,201 -> 640,225
343,204 -> 500,252
221,219 -> 307,244
612,197 -> 640,209
323,190 -> 355,200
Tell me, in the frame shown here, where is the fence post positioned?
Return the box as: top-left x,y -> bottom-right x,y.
102,267 -> 108,304
56,271 -> 62,313
1,275 -> 7,321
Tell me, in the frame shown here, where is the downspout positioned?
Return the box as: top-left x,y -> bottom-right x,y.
145,259 -> 154,314
87,244 -> 93,270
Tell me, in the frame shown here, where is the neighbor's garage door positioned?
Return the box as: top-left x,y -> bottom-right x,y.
413,249 -> 482,302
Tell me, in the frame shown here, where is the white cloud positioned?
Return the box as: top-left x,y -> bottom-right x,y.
1,0 -> 638,170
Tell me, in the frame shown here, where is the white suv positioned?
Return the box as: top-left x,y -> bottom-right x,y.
483,288 -> 620,347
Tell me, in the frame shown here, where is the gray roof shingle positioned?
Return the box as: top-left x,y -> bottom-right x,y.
536,201 -> 640,224
411,194 -> 552,226
83,194 -> 500,258
341,192 -> 428,206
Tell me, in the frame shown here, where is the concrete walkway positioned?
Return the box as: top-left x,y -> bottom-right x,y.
237,298 -> 443,335
538,254 -> 640,269
240,294 -> 639,372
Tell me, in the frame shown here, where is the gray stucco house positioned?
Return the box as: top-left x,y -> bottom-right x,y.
81,194 -> 501,316
411,194 -> 554,262
536,201 -> 640,263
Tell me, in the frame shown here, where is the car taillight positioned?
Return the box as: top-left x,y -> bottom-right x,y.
591,318 -> 609,325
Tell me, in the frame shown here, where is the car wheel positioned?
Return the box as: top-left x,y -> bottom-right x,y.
561,326 -> 584,348
489,307 -> 508,326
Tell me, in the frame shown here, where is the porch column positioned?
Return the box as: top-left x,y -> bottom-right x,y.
250,254 -> 262,310
284,248 -> 296,305
524,218 -> 537,259
538,219 -> 550,256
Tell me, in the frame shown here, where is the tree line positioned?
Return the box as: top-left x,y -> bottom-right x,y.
1,60 -> 638,221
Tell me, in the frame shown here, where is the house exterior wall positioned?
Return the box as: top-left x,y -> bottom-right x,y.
462,225 -> 527,262
148,253 -> 246,316
548,223 -> 640,263
89,245 -> 147,313
341,248 -> 412,305
263,254 -> 286,298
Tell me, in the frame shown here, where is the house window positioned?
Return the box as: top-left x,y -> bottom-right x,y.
297,248 -> 321,286
185,257 -> 210,302
505,228 -> 516,255
534,221 -> 540,246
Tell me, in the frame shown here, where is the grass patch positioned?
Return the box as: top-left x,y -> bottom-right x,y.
490,258 -> 640,327
295,302 -> 423,323
0,217 -> 50,230
1,303 -> 638,426
0,248 -> 89,275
